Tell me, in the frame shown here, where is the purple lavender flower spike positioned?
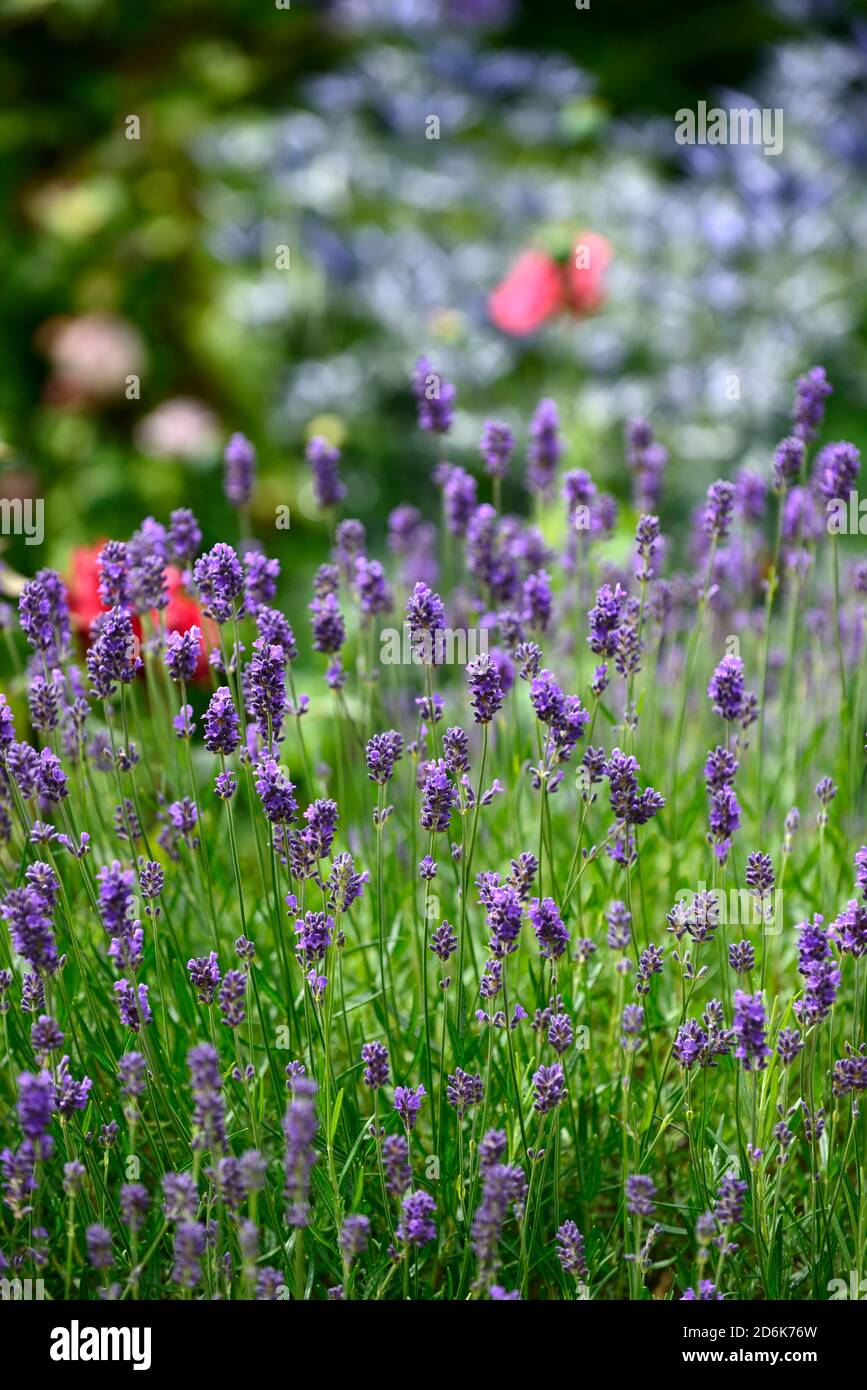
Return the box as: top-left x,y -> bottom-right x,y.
396,1189 -> 437,1248
532,1062 -> 565,1113
420,759 -> 458,833
792,365 -> 832,442
306,436 -> 346,509
773,436 -> 805,488
164,626 -> 201,683
309,590 -> 346,654
394,1083 -> 426,1131
625,1173 -> 656,1216
97,541 -> 130,609
702,480 -> 736,542
224,432 -> 256,507
382,1133 -> 411,1195
254,758 -> 297,824
203,686 -> 241,755
284,1076 -> 318,1226
354,556 -> 393,615
361,1040 -> 389,1090
732,990 -> 770,1071
480,420 -> 513,479
528,897 -> 569,960
366,730 -> 403,784
87,607 -> 141,698
526,398 -> 561,495
412,356 -> 455,435
446,1068 -> 483,1118
814,440 -> 860,505
467,652 -> 503,724
587,583 -> 627,656
556,1220 -> 588,1279
168,508 -> 202,563
188,1043 -> 226,1153
114,979 -> 151,1034
708,654 -> 745,722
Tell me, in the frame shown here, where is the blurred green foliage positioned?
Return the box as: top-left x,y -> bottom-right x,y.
0,0 -> 861,596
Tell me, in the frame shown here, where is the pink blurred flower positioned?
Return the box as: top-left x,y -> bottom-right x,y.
38,313 -> 145,406
488,250 -> 564,336
134,398 -> 220,460
488,232 -> 612,336
565,231 -> 611,315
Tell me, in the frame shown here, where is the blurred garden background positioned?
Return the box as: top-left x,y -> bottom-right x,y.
1,0 -> 866,605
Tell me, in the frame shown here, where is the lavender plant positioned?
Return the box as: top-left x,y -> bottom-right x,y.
1,362 -> 867,1302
